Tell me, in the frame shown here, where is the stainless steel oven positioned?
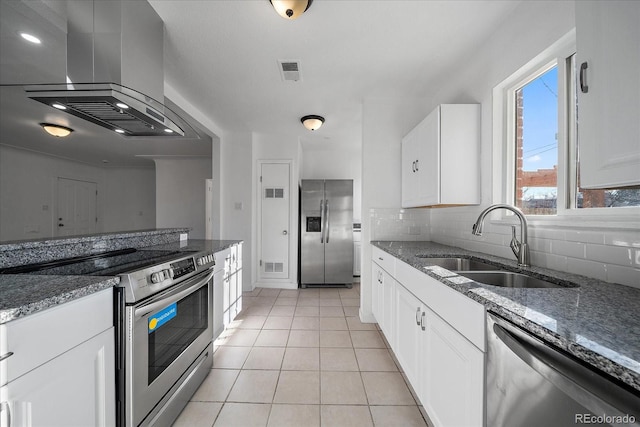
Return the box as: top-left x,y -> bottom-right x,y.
0,247 -> 217,427
118,251 -> 215,427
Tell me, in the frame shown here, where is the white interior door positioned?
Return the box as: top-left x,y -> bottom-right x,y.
259,162 -> 290,281
56,178 -> 97,237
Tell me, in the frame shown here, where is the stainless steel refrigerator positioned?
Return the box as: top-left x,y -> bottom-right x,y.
300,179 -> 353,288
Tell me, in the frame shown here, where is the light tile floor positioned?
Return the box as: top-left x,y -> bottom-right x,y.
173,281 -> 430,427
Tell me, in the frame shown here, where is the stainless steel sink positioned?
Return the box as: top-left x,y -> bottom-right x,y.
460,271 -> 576,289
418,256 -> 502,271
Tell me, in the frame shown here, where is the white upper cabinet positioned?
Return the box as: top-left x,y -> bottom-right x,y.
576,1 -> 640,189
401,104 -> 480,207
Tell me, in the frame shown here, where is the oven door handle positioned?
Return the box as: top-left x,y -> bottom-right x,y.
134,269 -> 214,319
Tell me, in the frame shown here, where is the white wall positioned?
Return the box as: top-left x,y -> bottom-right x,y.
102,167 -> 156,232
300,145 -> 362,222
361,99 -> 427,321
220,131 -> 253,291
154,157 -> 212,239
0,145 -> 155,241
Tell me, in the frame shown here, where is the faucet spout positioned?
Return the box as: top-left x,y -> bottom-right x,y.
471,204 -> 530,267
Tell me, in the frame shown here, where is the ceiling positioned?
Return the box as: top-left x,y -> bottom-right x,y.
149,0 -> 521,150
0,0 -> 522,164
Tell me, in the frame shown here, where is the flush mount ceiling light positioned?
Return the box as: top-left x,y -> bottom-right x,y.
20,32 -> 41,44
40,123 -> 73,138
270,0 -> 313,20
301,115 -> 324,131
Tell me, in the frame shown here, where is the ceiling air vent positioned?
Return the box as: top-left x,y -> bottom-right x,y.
278,60 -> 301,82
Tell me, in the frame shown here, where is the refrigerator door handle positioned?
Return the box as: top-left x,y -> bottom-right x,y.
320,199 -> 325,243
325,199 -> 330,243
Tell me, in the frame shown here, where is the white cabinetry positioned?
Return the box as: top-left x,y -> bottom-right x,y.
372,249 -> 486,427
394,284 -> 424,395
0,289 -> 115,426
215,243 -> 243,330
353,230 -> 361,276
401,104 -> 480,207
576,1 -> 640,189
371,247 -> 396,344
422,308 -> 485,427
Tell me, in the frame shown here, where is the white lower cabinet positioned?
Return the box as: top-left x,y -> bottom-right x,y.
1,328 -> 115,427
394,284 -> 424,395
422,308 -> 485,427
0,289 -> 115,427
373,251 -> 486,427
371,258 -> 396,345
215,243 -> 243,330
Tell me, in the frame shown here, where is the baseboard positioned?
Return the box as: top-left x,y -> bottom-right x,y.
359,307 -> 377,323
252,281 -> 299,290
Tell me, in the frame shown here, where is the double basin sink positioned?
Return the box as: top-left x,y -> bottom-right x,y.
418,256 -> 577,289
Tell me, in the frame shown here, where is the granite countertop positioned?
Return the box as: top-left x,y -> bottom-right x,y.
0,238 -> 242,325
0,275 -> 119,324
139,239 -> 243,253
372,240 -> 640,392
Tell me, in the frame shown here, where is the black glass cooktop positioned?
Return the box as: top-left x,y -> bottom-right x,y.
0,248 -> 190,276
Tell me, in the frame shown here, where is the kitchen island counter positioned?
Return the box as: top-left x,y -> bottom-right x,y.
372,240 -> 640,393
0,274 -> 118,324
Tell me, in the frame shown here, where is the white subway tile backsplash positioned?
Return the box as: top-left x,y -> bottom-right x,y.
564,229 -> 605,245
528,237 -> 553,254
566,258 -> 607,282
603,230 -> 640,247
531,252 -> 567,271
396,207 -> 639,288
369,208 -> 430,242
585,244 -> 633,267
606,265 -> 640,290
550,240 -> 586,259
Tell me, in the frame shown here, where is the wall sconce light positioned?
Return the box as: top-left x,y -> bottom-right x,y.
40,123 -> 74,138
301,115 -> 324,131
270,0 -> 313,20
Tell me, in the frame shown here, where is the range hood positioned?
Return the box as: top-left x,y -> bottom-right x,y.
24,0 -> 192,137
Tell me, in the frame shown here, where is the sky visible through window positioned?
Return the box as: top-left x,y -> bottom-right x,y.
521,66 -> 558,200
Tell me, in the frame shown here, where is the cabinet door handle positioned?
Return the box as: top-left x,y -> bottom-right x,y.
415,159 -> 419,172
415,307 -> 421,325
411,161 -> 416,172
421,312 -> 426,331
580,62 -> 589,93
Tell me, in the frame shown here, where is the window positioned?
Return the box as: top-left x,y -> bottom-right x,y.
497,31 -> 640,217
515,65 -> 559,215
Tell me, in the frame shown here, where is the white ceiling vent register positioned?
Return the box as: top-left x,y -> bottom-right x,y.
278,60 -> 302,82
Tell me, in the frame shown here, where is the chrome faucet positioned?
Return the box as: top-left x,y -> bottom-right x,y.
472,204 -> 530,267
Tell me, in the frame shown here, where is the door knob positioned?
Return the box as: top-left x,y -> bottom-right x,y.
282,230 -> 288,235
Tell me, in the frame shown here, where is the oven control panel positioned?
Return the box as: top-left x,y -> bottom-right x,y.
196,254 -> 214,267
169,257 -> 197,280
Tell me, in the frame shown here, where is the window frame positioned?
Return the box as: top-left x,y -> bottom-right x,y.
492,29 -> 640,228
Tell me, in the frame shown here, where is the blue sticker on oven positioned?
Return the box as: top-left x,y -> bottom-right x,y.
148,303 -> 177,333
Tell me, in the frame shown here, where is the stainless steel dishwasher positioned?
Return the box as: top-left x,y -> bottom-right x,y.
487,313 -> 640,427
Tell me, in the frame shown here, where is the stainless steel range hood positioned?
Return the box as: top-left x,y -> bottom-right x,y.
24,0 -> 192,137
